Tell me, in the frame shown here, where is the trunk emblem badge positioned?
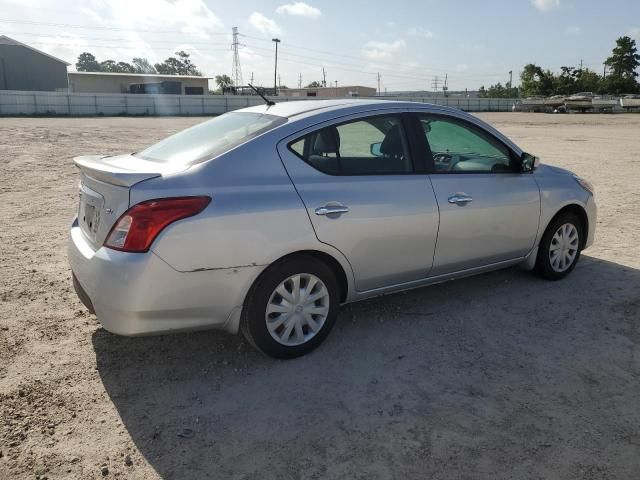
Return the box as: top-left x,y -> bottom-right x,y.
105,208 -> 113,214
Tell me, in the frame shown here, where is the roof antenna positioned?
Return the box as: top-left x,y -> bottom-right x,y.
248,83 -> 275,107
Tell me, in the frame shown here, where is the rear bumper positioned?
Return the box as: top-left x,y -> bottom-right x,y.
68,219 -> 262,336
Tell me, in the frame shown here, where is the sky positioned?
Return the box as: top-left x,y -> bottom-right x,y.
2,0 -> 640,92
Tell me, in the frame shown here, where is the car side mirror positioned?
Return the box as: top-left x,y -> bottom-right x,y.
370,142 -> 383,157
521,152 -> 540,172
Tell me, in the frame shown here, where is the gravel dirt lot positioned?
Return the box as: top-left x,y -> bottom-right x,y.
1,112 -> 639,480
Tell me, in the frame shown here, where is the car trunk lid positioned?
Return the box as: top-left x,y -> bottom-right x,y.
74,154 -> 179,248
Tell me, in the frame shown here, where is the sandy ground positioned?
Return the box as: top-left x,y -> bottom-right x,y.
0,112 -> 639,480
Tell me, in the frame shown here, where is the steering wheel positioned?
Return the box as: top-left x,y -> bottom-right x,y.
433,152 -> 452,164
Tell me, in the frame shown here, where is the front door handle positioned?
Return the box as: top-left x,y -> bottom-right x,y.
448,193 -> 473,205
315,204 -> 349,216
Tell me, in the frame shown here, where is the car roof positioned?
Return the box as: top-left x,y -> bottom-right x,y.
241,99 -> 435,118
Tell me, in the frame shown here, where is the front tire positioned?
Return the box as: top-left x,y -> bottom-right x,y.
535,213 -> 583,280
241,255 -> 340,359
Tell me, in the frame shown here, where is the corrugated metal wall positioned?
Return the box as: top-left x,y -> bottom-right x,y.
0,47 -> 68,91
0,90 -> 519,116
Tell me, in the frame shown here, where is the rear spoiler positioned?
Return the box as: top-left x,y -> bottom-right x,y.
73,155 -> 162,188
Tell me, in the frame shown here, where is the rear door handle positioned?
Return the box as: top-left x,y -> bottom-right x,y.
448,193 -> 473,205
315,204 -> 349,216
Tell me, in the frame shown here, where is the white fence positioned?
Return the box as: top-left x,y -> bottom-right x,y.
0,90 -> 518,116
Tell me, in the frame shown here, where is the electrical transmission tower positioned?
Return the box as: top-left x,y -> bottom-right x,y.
231,27 -> 243,89
431,75 -> 440,94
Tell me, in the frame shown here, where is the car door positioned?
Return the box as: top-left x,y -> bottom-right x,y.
277,112 -> 439,292
414,112 -> 540,276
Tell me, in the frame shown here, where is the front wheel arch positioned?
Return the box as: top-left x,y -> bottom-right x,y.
544,204 -> 589,250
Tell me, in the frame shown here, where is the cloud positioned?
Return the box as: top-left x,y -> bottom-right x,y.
628,27 -> 640,39
565,25 -> 581,35
362,39 -> 406,60
249,12 -> 283,35
407,27 -> 435,39
531,0 -> 560,12
275,2 -> 321,18
88,0 -> 224,38
455,63 -> 469,72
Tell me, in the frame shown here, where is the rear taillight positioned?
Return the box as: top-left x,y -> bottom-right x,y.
104,196 -> 211,253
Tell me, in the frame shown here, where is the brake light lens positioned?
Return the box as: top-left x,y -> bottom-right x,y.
104,196 -> 211,253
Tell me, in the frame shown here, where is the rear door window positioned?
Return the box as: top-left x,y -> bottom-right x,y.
289,115 -> 412,175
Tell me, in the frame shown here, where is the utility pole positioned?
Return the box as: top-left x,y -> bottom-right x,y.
250,72 -> 254,84
298,73 -> 302,88
272,38 -> 280,95
231,27 -> 243,92
377,72 -> 381,96
579,58 -> 583,70
334,80 -> 338,97
322,67 -> 327,87
443,73 -> 449,97
508,70 -> 513,89
278,74 -> 281,90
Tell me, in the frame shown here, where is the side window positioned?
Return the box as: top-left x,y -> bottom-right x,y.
418,115 -> 515,173
288,115 -> 412,175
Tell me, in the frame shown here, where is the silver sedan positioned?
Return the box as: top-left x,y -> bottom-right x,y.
69,100 -> 597,358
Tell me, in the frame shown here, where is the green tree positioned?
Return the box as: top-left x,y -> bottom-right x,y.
115,61 -> 136,73
605,36 -> 640,79
477,86 -> 487,98
99,60 -> 118,72
305,81 -> 323,88
486,82 -> 519,98
155,51 -> 201,76
132,57 -> 156,74
575,68 -> 602,93
215,74 -> 233,89
520,63 -> 555,96
75,52 -> 100,72
553,66 -> 578,95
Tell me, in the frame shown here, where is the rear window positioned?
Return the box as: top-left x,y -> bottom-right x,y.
135,112 -> 286,166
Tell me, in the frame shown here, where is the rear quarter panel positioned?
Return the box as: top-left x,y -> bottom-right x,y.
129,136 -> 354,287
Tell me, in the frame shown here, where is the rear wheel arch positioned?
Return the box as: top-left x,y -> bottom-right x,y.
245,250 -> 350,305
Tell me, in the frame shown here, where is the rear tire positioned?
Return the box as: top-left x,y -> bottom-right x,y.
241,255 -> 340,359
534,212 -> 583,280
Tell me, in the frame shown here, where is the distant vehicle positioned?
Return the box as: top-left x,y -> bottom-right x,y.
68,100 -> 597,358
592,95 -> 619,112
519,96 -> 547,112
620,94 -> 640,111
565,92 -> 595,112
545,95 -> 566,109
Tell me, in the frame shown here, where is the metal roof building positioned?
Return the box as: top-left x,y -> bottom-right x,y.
68,72 -> 211,95
0,35 -> 70,91
280,85 -> 377,98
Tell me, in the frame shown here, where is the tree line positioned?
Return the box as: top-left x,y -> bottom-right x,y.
479,36 -> 640,98
75,51 -> 201,76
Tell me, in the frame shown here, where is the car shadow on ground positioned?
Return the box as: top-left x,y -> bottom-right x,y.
92,255 -> 640,479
